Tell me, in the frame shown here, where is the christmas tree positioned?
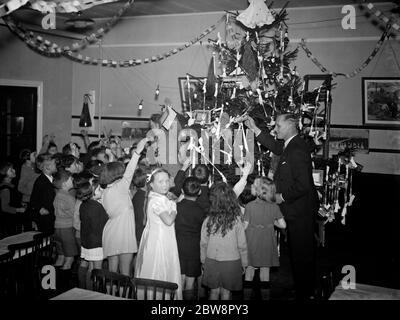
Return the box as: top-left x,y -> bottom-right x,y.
181,1 -> 330,185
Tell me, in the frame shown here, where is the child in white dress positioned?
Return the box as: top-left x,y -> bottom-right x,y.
135,168 -> 182,300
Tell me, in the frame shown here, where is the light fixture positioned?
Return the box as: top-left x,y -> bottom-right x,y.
155,85 -> 160,97
65,11 -> 95,29
137,99 -> 143,116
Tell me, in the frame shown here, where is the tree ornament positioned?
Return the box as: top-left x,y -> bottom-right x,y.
79,94 -> 92,128
237,0 -> 275,29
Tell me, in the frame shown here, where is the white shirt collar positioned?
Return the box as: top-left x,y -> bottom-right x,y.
44,173 -> 53,183
284,134 -> 297,149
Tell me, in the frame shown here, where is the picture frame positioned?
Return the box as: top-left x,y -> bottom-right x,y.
362,77 -> 400,128
178,76 -> 204,112
329,127 -> 369,155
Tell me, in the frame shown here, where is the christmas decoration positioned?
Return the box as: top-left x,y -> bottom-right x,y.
3,12 -> 224,68
177,4 -> 362,228
0,0 -> 119,17
78,93 -> 93,128
300,24 -> 392,78
237,0 -> 275,29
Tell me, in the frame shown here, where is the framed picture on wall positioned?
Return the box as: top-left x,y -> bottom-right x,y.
362,77 -> 400,128
329,127 -> 369,155
178,77 -> 204,112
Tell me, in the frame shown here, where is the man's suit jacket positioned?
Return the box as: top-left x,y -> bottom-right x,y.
29,173 -> 56,233
256,133 -> 319,222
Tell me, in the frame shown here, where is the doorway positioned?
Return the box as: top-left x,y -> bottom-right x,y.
0,80 -> 43,163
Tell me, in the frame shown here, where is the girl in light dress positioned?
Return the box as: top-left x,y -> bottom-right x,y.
135,168 -> 182,300
99,137 -> 149,276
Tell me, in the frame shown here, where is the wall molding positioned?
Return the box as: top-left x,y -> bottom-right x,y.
330,124 -> 400,131
71,115 -> 149,121
368,148 -> 400,154
88,36 -> 400,49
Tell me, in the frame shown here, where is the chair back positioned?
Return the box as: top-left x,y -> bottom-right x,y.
0,250 -> 14,265
132,277 -> 178,300
91,269 -> 134,299
7,239 -> 37,259
0,250 -> 15,297
33,232 -> 55,266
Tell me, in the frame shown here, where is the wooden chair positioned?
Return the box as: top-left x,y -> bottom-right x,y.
33,232 -> 56,266
7,239 -> 38,297
0,250 -> 15,297
91,269 -> 134,299
132,277 -> 178,300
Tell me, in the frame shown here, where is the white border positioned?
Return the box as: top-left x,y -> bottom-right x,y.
0,79 -> 43,153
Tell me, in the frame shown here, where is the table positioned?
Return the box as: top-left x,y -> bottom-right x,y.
329,283 -> 400,300
0,231 -> 47,259
51,288 -> 129,300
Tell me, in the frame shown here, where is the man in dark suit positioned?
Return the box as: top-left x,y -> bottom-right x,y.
245,113 -> 319,300
29,154 -> 57,234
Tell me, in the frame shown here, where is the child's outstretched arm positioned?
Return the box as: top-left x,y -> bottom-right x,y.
233,161 -> 252,197
200,219 -> 210,265
274,217 -> 286,229
170,156 -> 190,197
236,220 -> 248,269
39,134 -> 50,155
122,137 -> 149,186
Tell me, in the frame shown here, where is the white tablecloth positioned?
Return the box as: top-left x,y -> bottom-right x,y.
329,283 -> 400,300
51,288 -> 129,300
0,231 -> 47,259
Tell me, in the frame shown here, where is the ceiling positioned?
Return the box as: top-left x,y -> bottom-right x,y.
3,0 -> 395,37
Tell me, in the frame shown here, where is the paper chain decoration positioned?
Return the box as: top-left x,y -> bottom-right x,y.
4,10 -> 224,67
300,23 -> 391,78
3,0 -> 135,56
0,0 -> 118,17
362,1 -> 400,32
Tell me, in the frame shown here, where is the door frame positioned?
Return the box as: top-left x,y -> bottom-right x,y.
0,79 -> 43,152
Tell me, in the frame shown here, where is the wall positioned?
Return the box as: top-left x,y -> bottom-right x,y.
42,3 -> 400,174
0,26 -> 73,151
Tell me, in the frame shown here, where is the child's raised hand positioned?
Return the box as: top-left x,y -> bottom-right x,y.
181,156 -> 191,171
42,135 -> 50,145
135,137 -> 149,154
146,130 -> 157,143
242,161 -> 253,176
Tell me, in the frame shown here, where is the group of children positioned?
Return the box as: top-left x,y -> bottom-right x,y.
0,128 -> 287,300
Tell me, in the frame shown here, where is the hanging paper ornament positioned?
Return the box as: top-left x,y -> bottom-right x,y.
79,94 -> 92,128
237,0 -> 275,29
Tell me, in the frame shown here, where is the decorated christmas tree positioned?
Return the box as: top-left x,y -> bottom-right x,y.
182,0 -> 313,184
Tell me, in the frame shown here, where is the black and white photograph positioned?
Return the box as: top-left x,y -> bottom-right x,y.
362,77 -> 400,127
1,0 -> 400,310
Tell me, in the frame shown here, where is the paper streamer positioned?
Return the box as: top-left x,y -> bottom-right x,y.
4,12 -> 224,68
300,23 -> 391,78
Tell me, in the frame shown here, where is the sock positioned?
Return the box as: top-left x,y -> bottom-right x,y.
77,266 -> 88,289
85,269 -> 93,290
